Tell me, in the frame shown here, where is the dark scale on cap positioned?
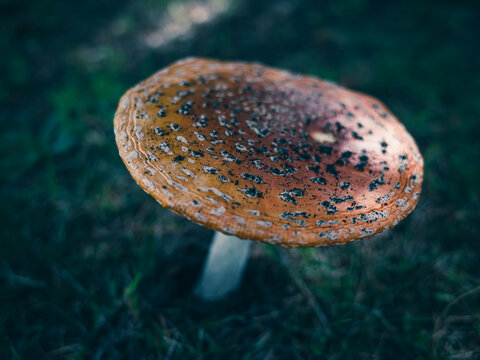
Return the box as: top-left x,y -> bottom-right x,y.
236,143 -> 248,151
194,114 -> 208,127
148,91 -> 163,103
280,211 -> 310,219
270,163 -> 297,176
114,57 -> 423,248
190,150 -> 204,158
311,177 -> 327,185
280,211 -> 310,226
340,182 -> 351,190
381,141 -> 388,154
218,174 -> 231,182
307,165 -> 321,174
202,166 -> 219,174
355,155 -> 369,171
221,150 -> 240,163
337,151 -> 352,166
319,201 -> 338,215
242,173 -> 263,184
289,188 -> 305,197
352,131 -> 363,140
251,159 -> 264,168
177,100 -> 195,115
398,154 -> 408,173
318,146 -> 332,156
376,194 -> 390,203
280,190 -> 297,204
238,186 -> 263,198
335,121 -> 346,132
369,175 -> 385,191
326,164 -> 339,177
296,153 -> 311,161
331,195 -> 354,204
313,154 -> 322,163
256,146 -> 270,155
279,188 -> 305,205
157,108 -> 167,117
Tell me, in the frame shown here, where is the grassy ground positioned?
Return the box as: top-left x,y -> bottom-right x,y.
1,0 -> 480,359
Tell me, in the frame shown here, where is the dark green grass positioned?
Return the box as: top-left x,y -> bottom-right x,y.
1,0 -> 480,358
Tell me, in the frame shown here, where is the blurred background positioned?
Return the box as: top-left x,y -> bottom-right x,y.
1,0 -> 479,358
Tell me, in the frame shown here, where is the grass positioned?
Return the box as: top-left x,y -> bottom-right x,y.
1,0 -> 480,358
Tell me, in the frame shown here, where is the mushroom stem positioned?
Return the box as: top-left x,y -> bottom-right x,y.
195,231 -> 251,301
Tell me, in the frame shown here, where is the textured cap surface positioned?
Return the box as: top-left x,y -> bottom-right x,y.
114,58 -> 423,247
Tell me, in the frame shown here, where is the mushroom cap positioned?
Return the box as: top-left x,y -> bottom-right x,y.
114,58 -> 423,247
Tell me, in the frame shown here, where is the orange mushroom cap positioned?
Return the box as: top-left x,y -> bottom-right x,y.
114,58 -> 423,247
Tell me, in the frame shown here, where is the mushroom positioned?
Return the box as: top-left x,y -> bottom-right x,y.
114,57 -> 423,301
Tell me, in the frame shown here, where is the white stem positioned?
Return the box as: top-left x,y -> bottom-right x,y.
195,231 -> 251,301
